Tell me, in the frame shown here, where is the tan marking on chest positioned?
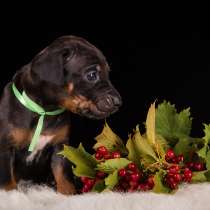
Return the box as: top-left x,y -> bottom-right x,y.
10,128 -> 32,147
10,125 -> 70,147
26,134 -> 54,163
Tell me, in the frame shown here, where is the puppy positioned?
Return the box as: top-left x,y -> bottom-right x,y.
0,36 -> 122,194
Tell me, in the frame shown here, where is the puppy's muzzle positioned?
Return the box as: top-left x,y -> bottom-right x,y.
96,93 -> 122,113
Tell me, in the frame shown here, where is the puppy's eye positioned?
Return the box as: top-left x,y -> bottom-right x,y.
86,70 -> 99,82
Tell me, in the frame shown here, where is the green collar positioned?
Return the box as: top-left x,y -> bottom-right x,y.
12,83 -> 65,152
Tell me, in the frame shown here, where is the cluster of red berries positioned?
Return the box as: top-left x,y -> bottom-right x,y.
116,163 -> 154,192
95,146 -> 121,160
165,149 -> 184,164
165,164 -> 192,189
164,149 -> 204,189
80,171 -> 106,193
81,146 -> 121,193
185,161 -> 204,171
80,147 -> 205,193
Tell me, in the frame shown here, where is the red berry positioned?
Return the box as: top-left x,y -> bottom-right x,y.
171,157 -> 178,163
118,168 -> 127,177
95,152 -> 102,160
80,176 -> 89,183
137,183 -> 150,191
96,171 -> 106,178
193,162 -> 204,171
111,151 -> 121,158
166,149 -> 175,160
185,162 -> 194,170
169,182 -> 178,189
130,172 -> 140,182
119,180 -> 129,190
127,163 -> 137,171
96,146 -> 108,156
183,168 -> 192,182
177,155 -> 184,163
146,176 -> 154,188
173,173 -> 182,182
85,179 -> 95,188
165,176 -> 178,189
125,173 -> 131,181
168,165 -> 180,174
129,180 -> 138,188
167,177 -> 176,184
104,153 -> 111,159
81,184 -> 90,193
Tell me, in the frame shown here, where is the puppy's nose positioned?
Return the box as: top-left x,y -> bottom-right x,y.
104,94 -> 122,109
108,94 -> 122,107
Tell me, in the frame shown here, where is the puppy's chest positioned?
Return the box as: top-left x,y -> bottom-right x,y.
26,134 -> 54,164
24,125 -> 69,164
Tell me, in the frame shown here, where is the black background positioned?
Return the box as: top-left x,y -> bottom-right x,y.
0,18 -> 209,150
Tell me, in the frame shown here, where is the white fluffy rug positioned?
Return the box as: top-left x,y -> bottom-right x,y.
0,182 -> 210,210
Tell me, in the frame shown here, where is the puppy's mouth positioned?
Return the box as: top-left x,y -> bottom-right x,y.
60,93 -> 122,119
78,95 -> 122,119
79,104 -> 119,119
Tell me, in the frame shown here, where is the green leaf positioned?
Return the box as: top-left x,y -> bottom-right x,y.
206,151 -> 210,170
155,135 -> 169,158
132,127 -> 158,164
156,101 -> 192,144
204,170 -> 210,181
96,158 -> 131,173
197,146 -> 208,160
146,102 -> 156,146
196,124 -> 210,160
192,171 -> 207,183
174,137 -> 194,161
92,180 -> 106,192
58,144 -> 97,178
94,122 -> 127,155
126,135 -> 142,168
105,170 -> 119,190
152,171 -> 171,193
203,124 -> 210,144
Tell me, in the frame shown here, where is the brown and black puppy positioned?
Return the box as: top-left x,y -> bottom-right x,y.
0,36 -> 122,194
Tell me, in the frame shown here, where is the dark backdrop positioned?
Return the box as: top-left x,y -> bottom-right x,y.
1,29 -> 209,150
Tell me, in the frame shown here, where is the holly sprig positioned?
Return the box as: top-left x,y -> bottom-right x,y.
59,101 -> 210,193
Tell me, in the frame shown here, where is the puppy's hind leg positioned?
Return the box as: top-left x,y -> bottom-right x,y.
0,148 -> 17,191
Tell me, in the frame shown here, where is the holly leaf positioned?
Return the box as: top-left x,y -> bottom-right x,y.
152,171 -> 171,193
155,135 -> 169,158
94,123 -> 127,155
197,146 -> 208,160
58,144 -> 97,178
92,180 -> 106,192
196,124 -> 210,160
206,151 -> 210,170
96,158 -> 131,174
203,124 -> 210,144
192,171 -> 207,183
132,126 -> 158,164
146,102 -> 156,146
174,137 -> 194,161
126,135 -> 142,168
104,170 -> 119,190
156,101 -> 192,145
204,170 -> 210,181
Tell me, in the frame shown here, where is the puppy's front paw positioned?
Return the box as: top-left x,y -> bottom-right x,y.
57,181 -> 76,195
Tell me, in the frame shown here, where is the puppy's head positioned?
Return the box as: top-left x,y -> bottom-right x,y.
30,36 -> 122,119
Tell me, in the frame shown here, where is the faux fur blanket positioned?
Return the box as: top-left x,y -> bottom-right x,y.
0,182 -> 209,210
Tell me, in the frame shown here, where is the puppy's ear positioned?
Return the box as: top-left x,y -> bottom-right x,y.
31,47 -> 72,85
